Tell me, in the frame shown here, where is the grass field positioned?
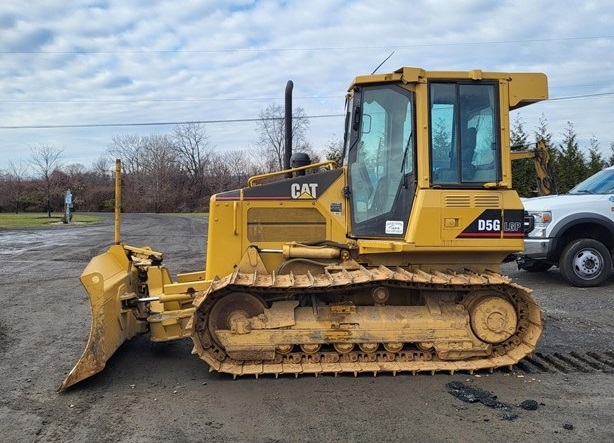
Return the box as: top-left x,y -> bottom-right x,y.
0,213 -> 102,229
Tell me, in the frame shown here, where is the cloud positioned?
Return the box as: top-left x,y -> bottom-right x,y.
0,20 -> 55,53
0,0 -> 613,169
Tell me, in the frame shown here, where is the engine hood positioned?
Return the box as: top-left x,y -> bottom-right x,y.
521,193 -> 608,211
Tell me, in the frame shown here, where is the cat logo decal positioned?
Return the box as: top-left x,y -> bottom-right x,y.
291,183 -> 318,199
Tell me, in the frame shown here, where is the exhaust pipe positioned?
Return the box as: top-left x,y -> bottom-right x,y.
114,159 -> 122,245
284,80 -> 293,172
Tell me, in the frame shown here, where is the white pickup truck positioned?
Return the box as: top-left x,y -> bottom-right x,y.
516,166 -> 614,287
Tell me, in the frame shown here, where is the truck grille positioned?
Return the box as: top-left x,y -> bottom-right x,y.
523,211 -> 535,234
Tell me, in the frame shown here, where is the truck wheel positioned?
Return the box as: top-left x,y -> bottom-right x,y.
559,238 -> 612,287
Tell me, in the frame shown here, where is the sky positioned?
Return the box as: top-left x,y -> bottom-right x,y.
1,0 -> 613,171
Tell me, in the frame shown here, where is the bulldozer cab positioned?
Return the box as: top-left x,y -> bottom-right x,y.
345,73 -> 505,239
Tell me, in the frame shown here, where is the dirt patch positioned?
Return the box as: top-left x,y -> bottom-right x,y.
0,325 -> 9,353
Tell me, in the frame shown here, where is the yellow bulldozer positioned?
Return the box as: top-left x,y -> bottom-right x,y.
60,66 -> 547,390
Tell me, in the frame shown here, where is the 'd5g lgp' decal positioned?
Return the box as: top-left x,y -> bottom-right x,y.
457,209 -> 524,239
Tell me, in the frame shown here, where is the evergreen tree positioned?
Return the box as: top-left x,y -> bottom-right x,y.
555,121 -> 587,193
531,113 -> 557,195
608,141 -> 614,167
510,115 -> 536,197
534,113 -> 554,147
432,117 -> 451,165
586,136 -> 606,176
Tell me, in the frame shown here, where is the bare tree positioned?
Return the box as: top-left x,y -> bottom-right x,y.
295,141 -> 322,166
6,160 -> 30,213
324,135 -> 344,166
256,104 -> 310,172
141,134 -> 178,213
221,150 -> 258,189
106,134 -> 147,211
90,155 -> 112,181
106,134 -> 144,175
197,150 -> 259,197
0,169 -> 10,212
172,123 -> 213,192
29,143 -> 63,217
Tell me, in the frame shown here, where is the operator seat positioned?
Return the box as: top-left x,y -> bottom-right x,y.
370,168 -> 403,216
461,127 -> 477,180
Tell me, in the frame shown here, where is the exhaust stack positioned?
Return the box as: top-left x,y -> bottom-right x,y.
284,80 -> 293,172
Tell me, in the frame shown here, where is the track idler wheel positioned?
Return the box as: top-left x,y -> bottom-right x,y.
207,292 -> 266,346
466,292 -> 518,344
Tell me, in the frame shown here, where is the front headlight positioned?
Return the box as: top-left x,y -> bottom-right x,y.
526,211 -> 551,238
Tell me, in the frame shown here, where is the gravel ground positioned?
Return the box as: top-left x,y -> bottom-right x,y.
1,213 -> 613,443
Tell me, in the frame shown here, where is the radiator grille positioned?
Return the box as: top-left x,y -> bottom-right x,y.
247,207 -> 326,242
444,194 -> 501,208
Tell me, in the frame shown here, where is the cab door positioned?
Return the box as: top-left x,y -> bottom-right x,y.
346,85 -> 416,238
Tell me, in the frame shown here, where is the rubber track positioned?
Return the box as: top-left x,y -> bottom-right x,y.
189,266 -> 543,378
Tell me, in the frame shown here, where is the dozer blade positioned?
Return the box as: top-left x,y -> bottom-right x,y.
59,245 -> 143,390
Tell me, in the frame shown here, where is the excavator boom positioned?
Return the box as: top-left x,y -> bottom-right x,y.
511,139 -> 557,196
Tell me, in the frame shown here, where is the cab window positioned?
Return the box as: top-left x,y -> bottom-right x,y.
430,82 -> 500,185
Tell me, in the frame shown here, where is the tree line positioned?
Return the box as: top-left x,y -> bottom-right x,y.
0,104 -> 327,214
511,115 -> 614,197
0,109 -> 612,214
0,124 -> 256,214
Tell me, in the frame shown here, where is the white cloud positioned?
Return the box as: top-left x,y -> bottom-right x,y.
0,0 -> 613,169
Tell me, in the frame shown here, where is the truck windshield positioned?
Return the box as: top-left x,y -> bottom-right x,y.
569,168 -> 614,194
